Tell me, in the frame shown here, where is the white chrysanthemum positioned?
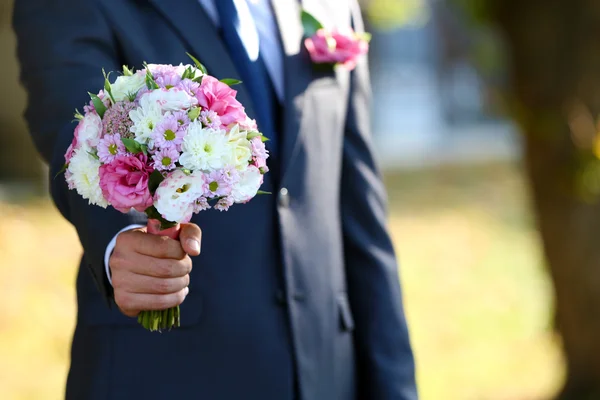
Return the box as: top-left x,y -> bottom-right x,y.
110,72 -> 146,102
129,95 -> 164,144
144,88 -> 198,112
227,124 -> 252,171
179,121 -> 232,172
66,149 -> 108,208
155,170 -> 206,222
231,166 -> 263,204
77,112 -> 103,152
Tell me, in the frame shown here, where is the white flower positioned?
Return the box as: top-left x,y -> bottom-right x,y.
227,125 -> 253,171
155,170 -> 206,222
179,121 -> 232,172
76,112 -> 103,152
110,72 -> 146,102
231,166 -> 263,203
66,149 -> 108,208
144,88 -> 198,112
129,95 -> 164,144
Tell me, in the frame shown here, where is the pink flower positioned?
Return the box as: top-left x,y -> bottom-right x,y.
199,110 -> 222,130
152,147 -> 179,171
64,133 -> 78,164
214,196 -> 234,212
152,115 -> 185,149
177,79 -> 200,97
173,110 -> 191,128
99,154 -> 154,213
304,29 -> 369,71
195,76 -> 247,126
101,101 -> 137,138
97,134 -> 126,163
156,72 -> 182,89
204,168 -> 235,198
250,137 -> 269,159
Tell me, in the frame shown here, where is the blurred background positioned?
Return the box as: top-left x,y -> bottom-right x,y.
6,0 -> 600,398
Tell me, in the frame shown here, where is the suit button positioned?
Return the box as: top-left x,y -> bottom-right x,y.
278,187 -> 290,208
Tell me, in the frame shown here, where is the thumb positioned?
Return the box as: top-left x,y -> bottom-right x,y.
179,223 -> 202,256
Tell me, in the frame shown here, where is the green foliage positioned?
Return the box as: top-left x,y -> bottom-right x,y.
220,78 -> 242,86
88,92 -> 107,118
301,10 -> 323,36
186,52 -> 208,75
121,138 -> 144,154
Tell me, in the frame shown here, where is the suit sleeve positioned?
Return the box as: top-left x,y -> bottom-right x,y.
341,5 -> 418,399
13,0 -> 147,302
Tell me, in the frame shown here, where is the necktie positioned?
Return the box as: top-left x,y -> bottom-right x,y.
214,0 -> 278,155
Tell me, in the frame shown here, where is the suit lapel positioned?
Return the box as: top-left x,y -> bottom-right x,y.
271,0 -> 313,180
271,0 -> 346,181
146,0 -> 256,119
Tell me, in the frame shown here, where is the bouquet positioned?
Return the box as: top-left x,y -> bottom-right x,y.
61,55 -> 270,331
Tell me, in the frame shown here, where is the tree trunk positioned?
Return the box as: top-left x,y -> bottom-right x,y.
488,1 -> 600,398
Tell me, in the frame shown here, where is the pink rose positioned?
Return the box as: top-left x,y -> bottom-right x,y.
304,29 -> 369,71
195,76 -> 247,126
99,154 -> 154,213
64,133 -> 78,164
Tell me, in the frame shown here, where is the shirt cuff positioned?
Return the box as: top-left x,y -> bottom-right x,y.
104,224 -> 145,286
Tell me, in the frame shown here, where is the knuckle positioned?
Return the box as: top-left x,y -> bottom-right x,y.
155,295 -> 171,310
115,232 -> 130,249
156,236 -> 172,256
153,279 -> 172,294
154,261 -> 173,278
114,291 -> 130,308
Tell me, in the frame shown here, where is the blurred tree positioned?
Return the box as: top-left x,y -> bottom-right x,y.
457,0 -> 600,398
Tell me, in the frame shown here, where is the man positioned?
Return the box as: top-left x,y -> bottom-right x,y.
13,0 -> 417,399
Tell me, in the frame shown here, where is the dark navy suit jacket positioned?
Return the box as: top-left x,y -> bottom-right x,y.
13,0 -> 417,399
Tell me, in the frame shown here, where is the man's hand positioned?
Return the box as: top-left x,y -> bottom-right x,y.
109,223 -> 202,317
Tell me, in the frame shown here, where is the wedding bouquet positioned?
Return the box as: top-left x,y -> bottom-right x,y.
61,55 -> 269,331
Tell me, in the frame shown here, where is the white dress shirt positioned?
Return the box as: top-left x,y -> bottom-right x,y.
105,0 -> 284,283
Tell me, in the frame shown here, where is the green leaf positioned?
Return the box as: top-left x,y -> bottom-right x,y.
261,135 -> 270,142
148,170 -> 165,195
301,10 -> 324,36
356,31 -> 372,43
123,65 -> 134,76
87,151 -> 100,160
181,66 -> 195,80
88,92 -> 107,118
186,52 -> 207,75
121,137 -> 143,154
140,144 -> 148,156
256,190 -> 272,195
126,91 -> 138,102
188,107 -> 201,121
220,78 -> 242,86
54,163 -> 68,179
193,76 -> 204,84
143,63 -> 159,89
73,109 -> 84,121
144,205 -> 178,229
103,69 -> 116,103
246,131 -> 261,140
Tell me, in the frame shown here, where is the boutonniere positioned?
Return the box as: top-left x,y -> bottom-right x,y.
301,10 -> 371,71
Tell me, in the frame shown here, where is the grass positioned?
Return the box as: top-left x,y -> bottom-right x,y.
0,162 -> 563,400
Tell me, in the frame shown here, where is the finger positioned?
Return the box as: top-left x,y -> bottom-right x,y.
113,251 -> 192,278
121,230 -> 186,260
112,270 -> 190,294
115,287 -> 189,313
180,223 -> 202,256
